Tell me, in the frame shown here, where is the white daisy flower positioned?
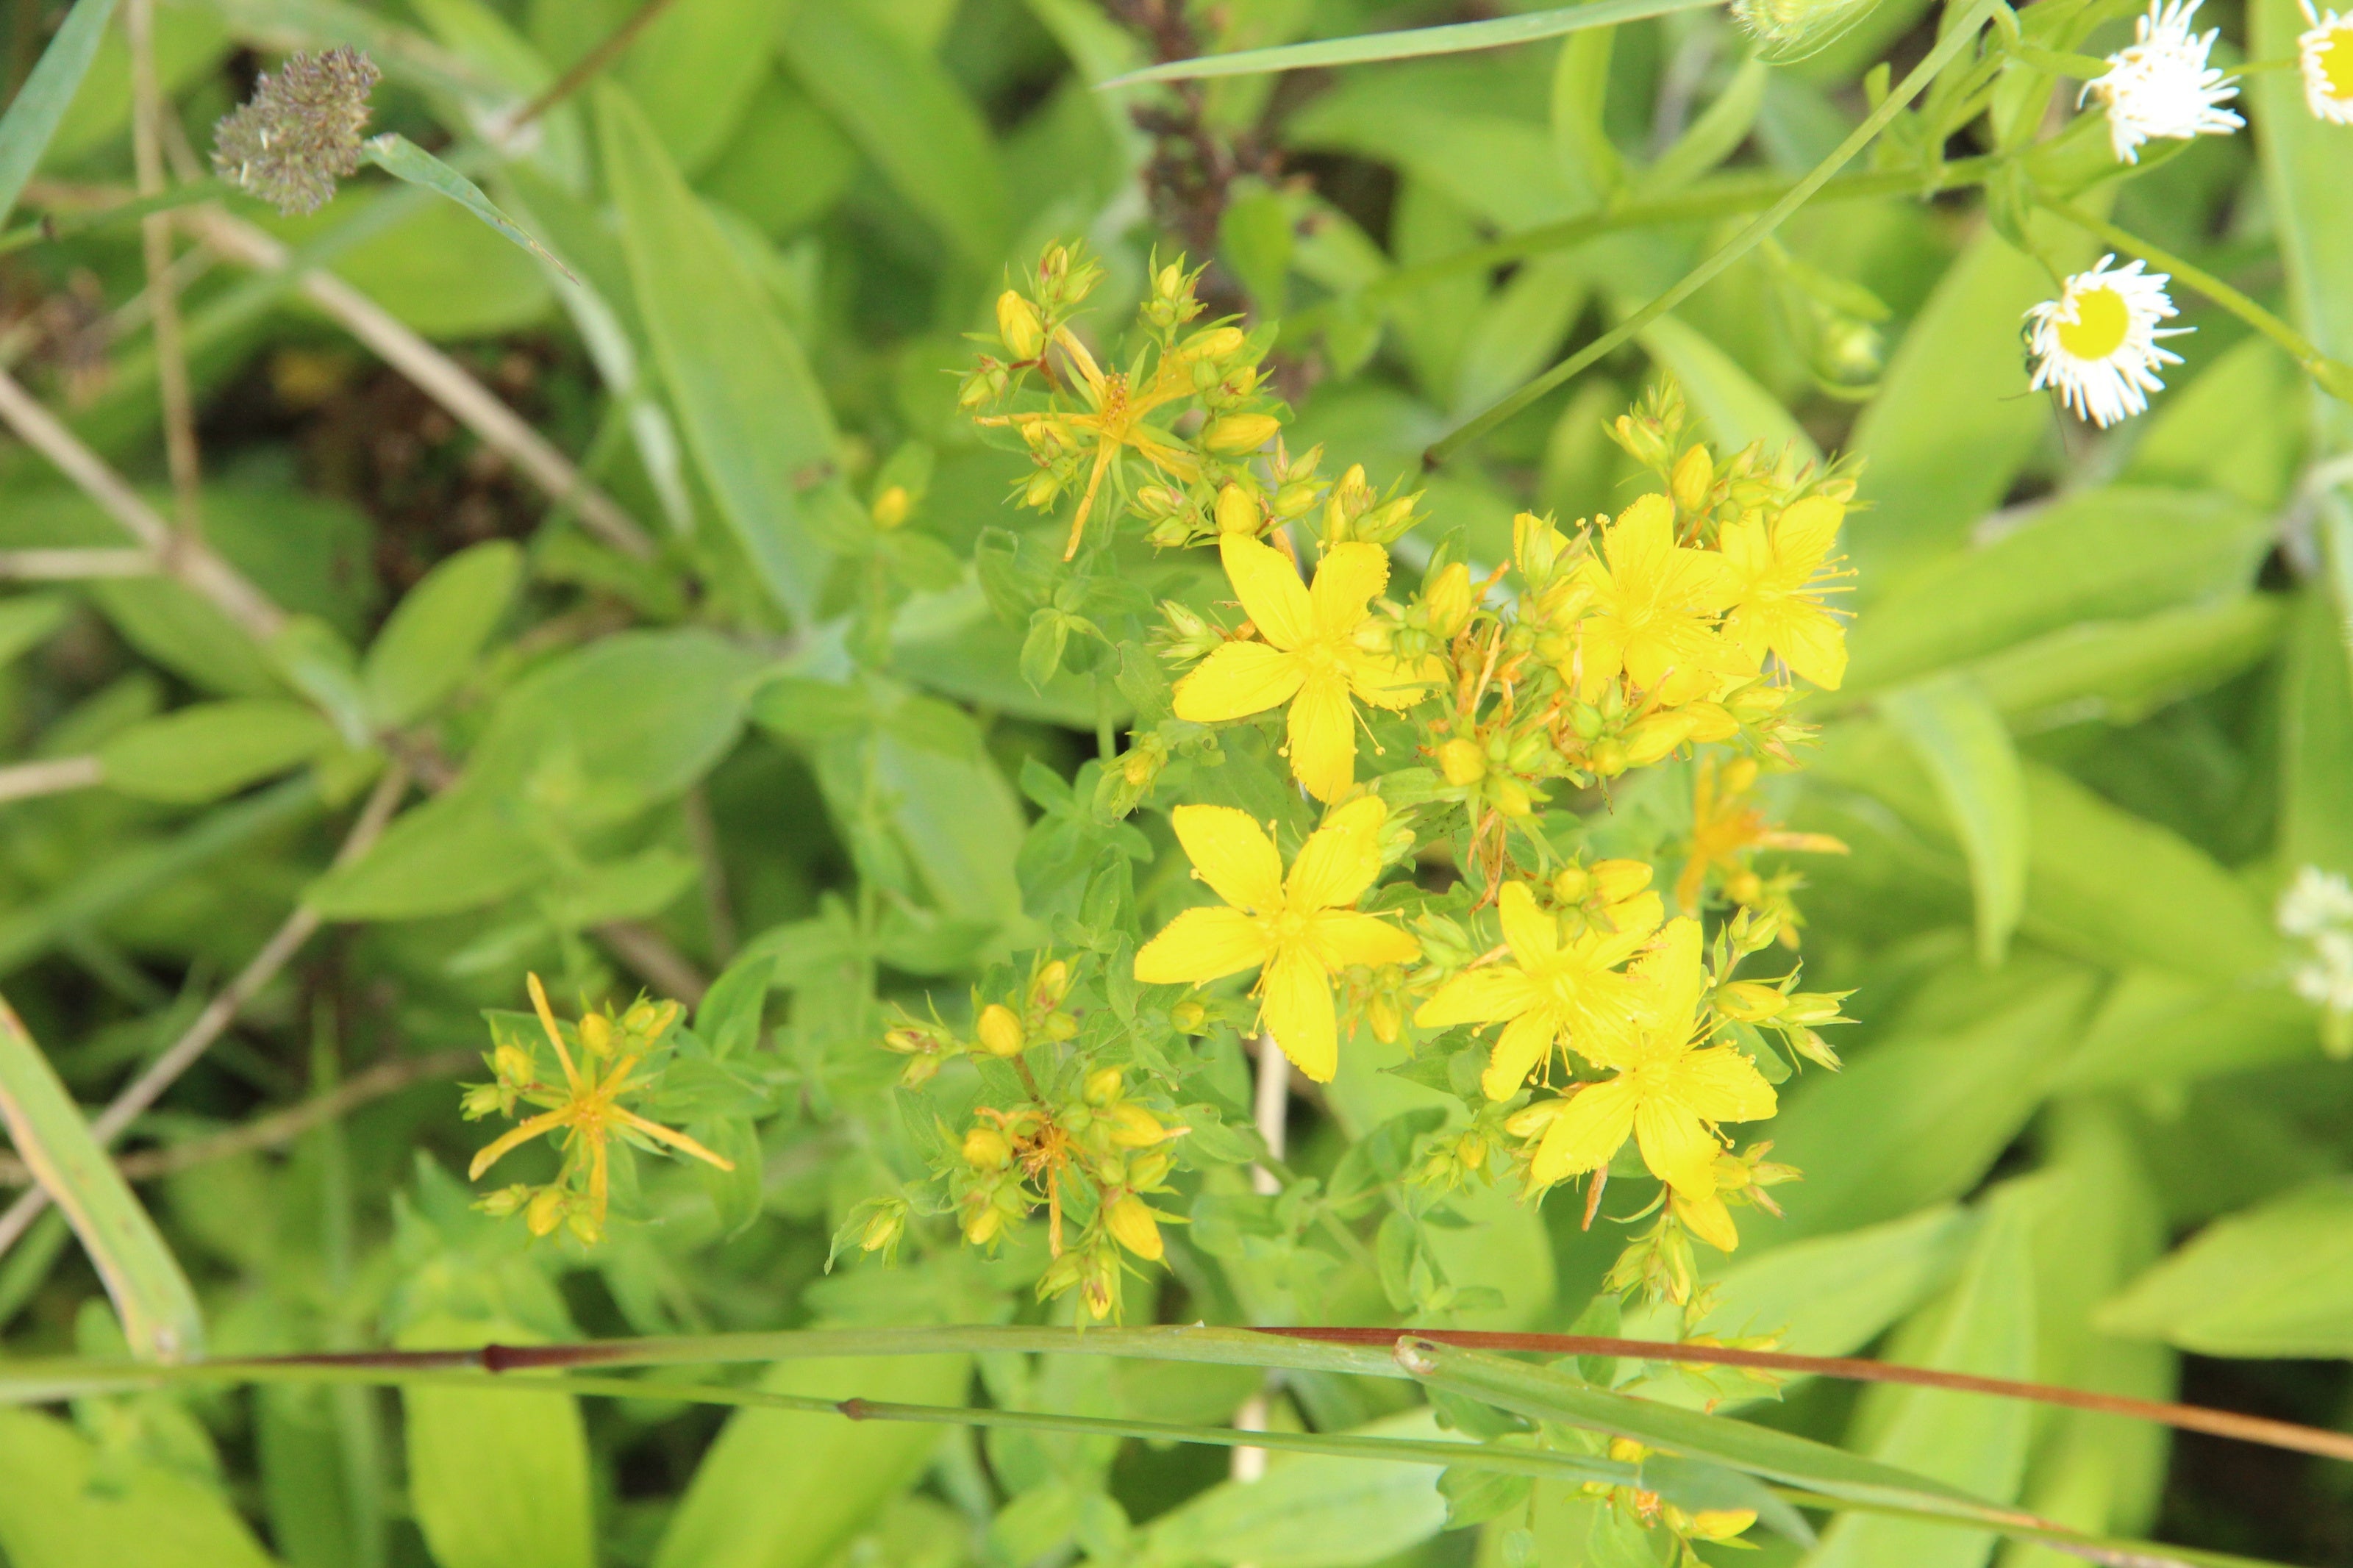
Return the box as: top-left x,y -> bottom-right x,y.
2280,864 -> 2353,938
2023,257 -> 2190,428
2299,0 -> 2353,124
2081,0 -> 2244,162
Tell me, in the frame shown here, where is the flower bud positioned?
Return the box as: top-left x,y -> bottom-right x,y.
1717,981 -> 1787,1022
1107,1195 -> 1164,1260
493,1042 -> 535,1085
1552,864 -> 1590,903
477,1184 -> 529,1217
1729,684 -> 1790,719
859,1205 -> 905,1254
1423,562 -> 1474,639
1171,1000 -> 1207,1033
461,1083 -> 506,1119
1591,860 -> 1654,903
963,1126 -> 1013,1169
1589,739 -> 1628,778
1437,737 -> 1486,787
1368,993 -> 1401,1043
1670,445 -> 1714,515
1023,470 -> 1060,509
1202,413 -> 1281,454
1781,992 -> 1847,1025
1108,1103 -> 1171,1148
1215,484 -> 1260,536
1357,495 -> 1420,544
1512,511 -> 1566,583
1272,481 -> 1319,519
1182,325 -> 1246,361
1725,870 -> 1764,906
996,290 -> 1045,360
526,1186 -> 566,1237
1685,1509 -> 1758,1543
1085,1067 -> 1124,1106
977,1003 -> 1025,1057
1623,710 -> 1696,766
1505,1098 -> 1569,1138
579,1012 -> 613,1056
871,484 -> 911,529
1129,1150 -> 1174,1189
963,1203 -> 1004,1246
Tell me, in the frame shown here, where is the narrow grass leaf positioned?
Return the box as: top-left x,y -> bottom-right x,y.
0,0 -> 121,228
1882,673 -> 2029,965
0,998 -> 203,1361
360,134 -> 576,282
1102,0 -> 1721,86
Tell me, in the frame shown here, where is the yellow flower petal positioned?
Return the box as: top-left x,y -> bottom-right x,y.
1635,917 -> 1707,1039
1308,541 -> 1390,635
1135,906 -> 1270,985
1496,880 -> 1560,967
1482,1007 -> 1562,1100
1774,495 -> 1843,565
1343,650 -> 1431,712
1674,1046 -> 1778,1124
1285,671 -> 1357,802
1219,534 -> 1315,651
1261,947 -> 1338,1082
1633,1095 -> 1720,1198
1673,1187 -> 1743,1253
1174,640 -> 1306,723
1530,1078 -> 1640,1186
1415,966 -> 1544,1028
1303,910 -> 1421,972
1288,796 -> 1388,910
1772,602 -> 1848,690
1171,804 -> 1284,912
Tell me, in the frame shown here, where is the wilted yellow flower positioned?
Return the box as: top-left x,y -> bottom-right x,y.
1172,535 -> 1428,802
1135,798 -> 1419,1081
1718,495 -> 1849,689
1524,920 -> 1777,1224
1570,494 -> 1735,702
1415,881 -> 1652,1100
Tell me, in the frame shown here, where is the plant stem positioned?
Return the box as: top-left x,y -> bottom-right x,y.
505,0 -> 685,131
1426,0 -> 2004,465
0,179 -> 219,257
0,547 -> 154,579
2040,198 -> 2353,401
124,0 -> 202,540
0,756 -> 103,806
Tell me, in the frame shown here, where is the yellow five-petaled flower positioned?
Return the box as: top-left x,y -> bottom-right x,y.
1414,881 -> 1654,1101
1718,494 -> 1849,690
1570,493 -> 1736,704
1135,798 -> 1419,1081
1523,919 -> 1776,1247
1174,534 -> 1427,803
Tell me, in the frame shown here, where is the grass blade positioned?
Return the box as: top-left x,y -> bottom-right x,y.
0,0 -> 121,229
1881,675 -> 2029,965
1100,0 -> 1722,87
359,135 -> 576,283
0,996 -> 202,1361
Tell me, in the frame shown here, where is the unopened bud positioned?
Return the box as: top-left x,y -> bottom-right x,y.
1130,1150 -> 1174,1189
977,1003 -> 1025,1057
1491,776 -> 1535,817
1202,413 -> 1282,454
1085,1068 -> 1124,1107
1108,1103 -> 1171,1148
1513,511 -> 1566,583
963,1127 -> 1013,1169
1505,1098 -> 1569,1138
1107,1195 -> 1164,1260
1023,470 -> 1060,509
1623,710 -> 1696,766
871,484 -> 911,529
579,1012 -> 612,1056
1717,981 -> 1787,1022
1438,737 -> 1486,787
1215,484 -> 1260,536
1036,959 -> 1071,1004
1183,326 -> 1246,360
963,1203 -> 1004,1246
1670,445 -> 1714,515
526,1186 -> 566,1237
996,290 -> 1045,360
1591,860 -> 1654,903
1170,1000 -> 1207,1033
1423,562 -> 1474,638
1552,864 -> 1591,903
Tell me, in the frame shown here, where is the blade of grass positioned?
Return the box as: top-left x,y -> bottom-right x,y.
1426,0 -> 2002,467
357,135 -> 577,282
0,0 -> 121,228
1100,0 -> 1724,86
0,994 -> 203,1361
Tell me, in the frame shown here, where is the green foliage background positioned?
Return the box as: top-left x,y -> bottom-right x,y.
0,0 -> 2348,1565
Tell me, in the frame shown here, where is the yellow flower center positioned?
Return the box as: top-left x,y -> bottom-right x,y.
2055,285 -> 2130,362
1271,907 -> 1310,945
1300,637 -> 1342,673
1632,1057 -> 1675,1095
2322,26 -> 2353,99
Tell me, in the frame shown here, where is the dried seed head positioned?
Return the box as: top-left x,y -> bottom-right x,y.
211,47 -> 381,215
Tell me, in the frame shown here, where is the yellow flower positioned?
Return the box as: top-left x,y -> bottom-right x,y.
1173,535 -> 1428,802
980,326 -> 1206,558
1718,495 -> 1849,689
1414,881 -> 1652,1101
468,975 -> 735,1243
1525,920 -> 1777,1220
1676,756 -> 1847,912
1570,493 -> 1735,702
1134,798 -> 1420,1081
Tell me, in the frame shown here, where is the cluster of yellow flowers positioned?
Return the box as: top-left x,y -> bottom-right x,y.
931,252 -> 1860,1317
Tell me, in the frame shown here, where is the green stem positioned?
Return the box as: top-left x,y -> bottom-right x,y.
2040,198 -> 2353,402
0,179 -> 221,257
1426,0 -> 2004,466
2006,41 -> 2112,77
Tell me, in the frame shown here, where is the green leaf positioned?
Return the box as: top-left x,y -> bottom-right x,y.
599,84 -> 838,627
1635,312 -> 1820,462
1138,1410 -> 1454,1567
1841,487 -> 2271,695
359,135 -> 575,281
1806,1181 -> 2042,1568
2281,586 -> 2353,880
612,0 -> 778,173
399,1316 -> 593,1568
0,1406 -> 277,1568
0,998 -> 204,1361
1761,974 -> 2094,1246
1882,674 -> 2028,966
1845,226 -> 2086,595
0,594 -> 67,669
304,789 -> 543,921
2253,0 -> 2353,446
362,540 -> 524,727
1967,596 -> 2287,730
653,1353 -> 971,1568
0,0 -> 120,228
97,700 -> 338,806
2097,1179 -> 2353,1358
1103,0 -> 1720,85
779,4 -> 1007,266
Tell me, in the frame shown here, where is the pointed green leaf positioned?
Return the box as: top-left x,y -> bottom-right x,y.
0,0 -> 121,227
1882,673 -> 2029,965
